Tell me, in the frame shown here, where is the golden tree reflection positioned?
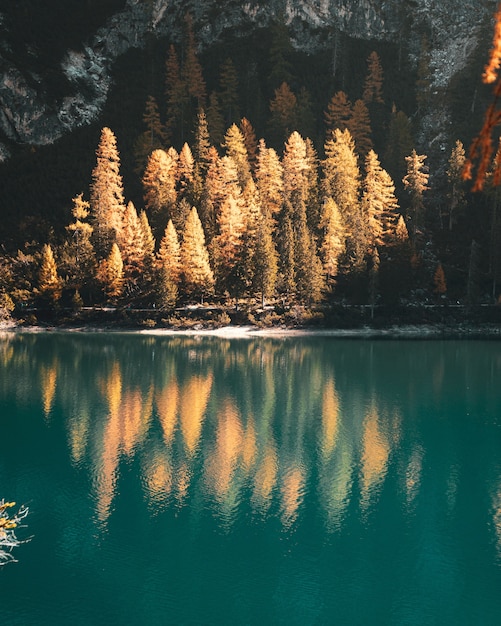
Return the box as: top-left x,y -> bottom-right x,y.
360,403 -> 390,511
180,373 -> 213,455
280,464 -> 305,529
320,376 -> 340,458
155,379 -> 179,446
40,361 -> 58,417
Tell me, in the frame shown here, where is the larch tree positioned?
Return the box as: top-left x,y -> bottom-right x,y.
181,207 -> 214,302
219,57 -> 240,127
206,91 -> 225,145
156,219 -> 181,308
134,95 -> 166,174
97,242 -> 124,301
383,107 -> 414,189
165,44 -> 186,143
182,15 -> 206,110
65,193 -> 95,292
142,148 -> 177,233
38,244 -> 63,304
176,143 -> 195,202
90,127 -> 126,257
282,131 -> 310,203
433,262 -> 447,298
268,19 -> 294,90
348,99 -> 373,163
319,197 -> 346,284
239,117 -> 259,174
403,149 -> 429,240
253,212 -> 279,307
222,124 -> 252,190
117,201 -> 147,296
269,82 -> 297,143
362,150 -> 399,248
256,139 -> 284,220
446,140 -> 466,230
363,51 -> 384,104
324,91 -> 352,138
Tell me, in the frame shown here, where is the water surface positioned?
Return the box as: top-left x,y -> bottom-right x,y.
1,333 -> 501,625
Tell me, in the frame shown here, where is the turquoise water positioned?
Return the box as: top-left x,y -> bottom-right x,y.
1,332 -> 501,625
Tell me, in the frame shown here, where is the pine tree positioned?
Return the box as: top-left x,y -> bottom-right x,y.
403,149 -> 429,239
269,82 -> 297,143
324,91 -> 352,137
368,247 -> 380,318
117,201 -> 147,296
219,57 -> 240,127
90,127 -> 126,256
282,131 -> 309,202
296,87 -> 316,140
193,108 -> 212,173
165,44 -> 186,145
446,140 -> 466,230
268,19 -> 294,90
206,91 -> 225,145
134,95 -> 166,174
65,193 -> 95,292
181,207 -> 214,302
433,262 -> 447,298
277,205 -> 296,299
182,15 -> 206,108
38,244 -> 63,303
363,51 -> 384,104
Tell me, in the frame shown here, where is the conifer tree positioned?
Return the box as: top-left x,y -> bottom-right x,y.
324,91 -> 352,138
222,124 -> 252,189
219,58 -> 240,127
38,244 -> 63,303
142,148 -> 177,231
239,117 -> 259,173
362,150 -> 399,247
294,202 -> 325,305
282,131 -> 310,202
304,138 -> 321,233
319,197 -> 346,283
277,205 -> 296,299
176,143 -> 195,203
135,95 -> 166,174
90,127 -> 126,256
384,107 -> 414,188
181,207 -> 214,302
368,247 -> 380,318
296,87 -> 316,140
207,92 -> 225,145
433,262 -> 447,298
256,139 -> 284,220
253,213 -> 279,307
416,35 -> 432,114
363,51 -> 384,104
446,140 -> 466,231
193,108 -> 212,173
403,149 -> 429,239
97,242 -> 124,300
156,219 -> 181,308
117,201 -> 147,295
139,210 -> 156,260
348,99 -> 373,162
269,82 -> 297,143
268,19 -> 294,90
65,193 -> 95,291
165,44 -> 186,144
182,15 -> 206,109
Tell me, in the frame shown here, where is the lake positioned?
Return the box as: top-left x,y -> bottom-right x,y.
1,332 -> 501,625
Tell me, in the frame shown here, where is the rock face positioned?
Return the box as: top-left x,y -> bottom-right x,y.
0,0 -> 496,160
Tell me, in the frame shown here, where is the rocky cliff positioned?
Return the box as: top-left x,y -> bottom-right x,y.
0,0 -> 496,161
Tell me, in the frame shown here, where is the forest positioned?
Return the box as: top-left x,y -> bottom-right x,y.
0,14 -> 500,329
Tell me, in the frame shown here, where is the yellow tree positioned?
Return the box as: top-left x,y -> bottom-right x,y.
90,127 -> 126,256
97,242 -> 124,301
319,197 -> 346,283
38,244 -> 63,303
324,91 -> 352,137
269,82 -> 297,143
181,207 -> 214,302
222,123 -> 252,190
403,149 -> 429,239
142,148 -> 177,228
348,99 -> 373,162
256,139 -> 284,220
363,51 -> 384,104
156,219 -> 181,308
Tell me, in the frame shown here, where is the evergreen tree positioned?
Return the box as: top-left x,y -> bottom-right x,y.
156,219 -> 181,308
269,82 -> 297,144
65,193 -> 95,293
368,247 -> 380,318
134,95 -> 166,174
277,205 -> 296,299
176,143 -> 195,203
38,243 -> 63,304
383,107 -> 414,189
90,127 -> 126,257
296,87 -> 316,141
182,15 -> 206,109
219,58 -> 240,127
363,51 -> 384,104
433,262 -> 447,298
164,44 -> 186,145
324,91 -> 352,138
181,207 -> 214,302
446,140 -> 466,231
268,19 -> 294,90
193,108 -> 212,173
117,201 -> 147,296
403,149 -> 429,240
206,91 -> 225,145
282,131 -> 310,202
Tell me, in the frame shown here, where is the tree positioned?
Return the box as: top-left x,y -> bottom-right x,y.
38,244 -> 63,303
269,82 -> 297,144
206,91 -> 225,145
97,242 -> 124,300
222,124 -> 252,189
165,44 -> 186,144
433,262 -> 447,298
324,91 -> 352,137
368,247 -> 380,318
65,193 -> 95,293
239,117 -> 259,173
134,95 -> 166,174
363,51 -> 384,104
362,150 -> 399,248
319,197 -> 346,283
142,148 -> 177,233
416,35 -> 432,115
181,207 -> 214,302
90,127 -> 126,256
253,213 -> 279,307
268,19 -> 294,90
348,99 -> 373,162
446,140 -> 466,230
117,201 -> 147,296
256,139 -> 284,220
282,131 -> 310,202
384,107 -> 414,190
219,58 -> 240,127
182,15 -> 206,109
403,149 -> 429,239
156,219 -> 181,308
